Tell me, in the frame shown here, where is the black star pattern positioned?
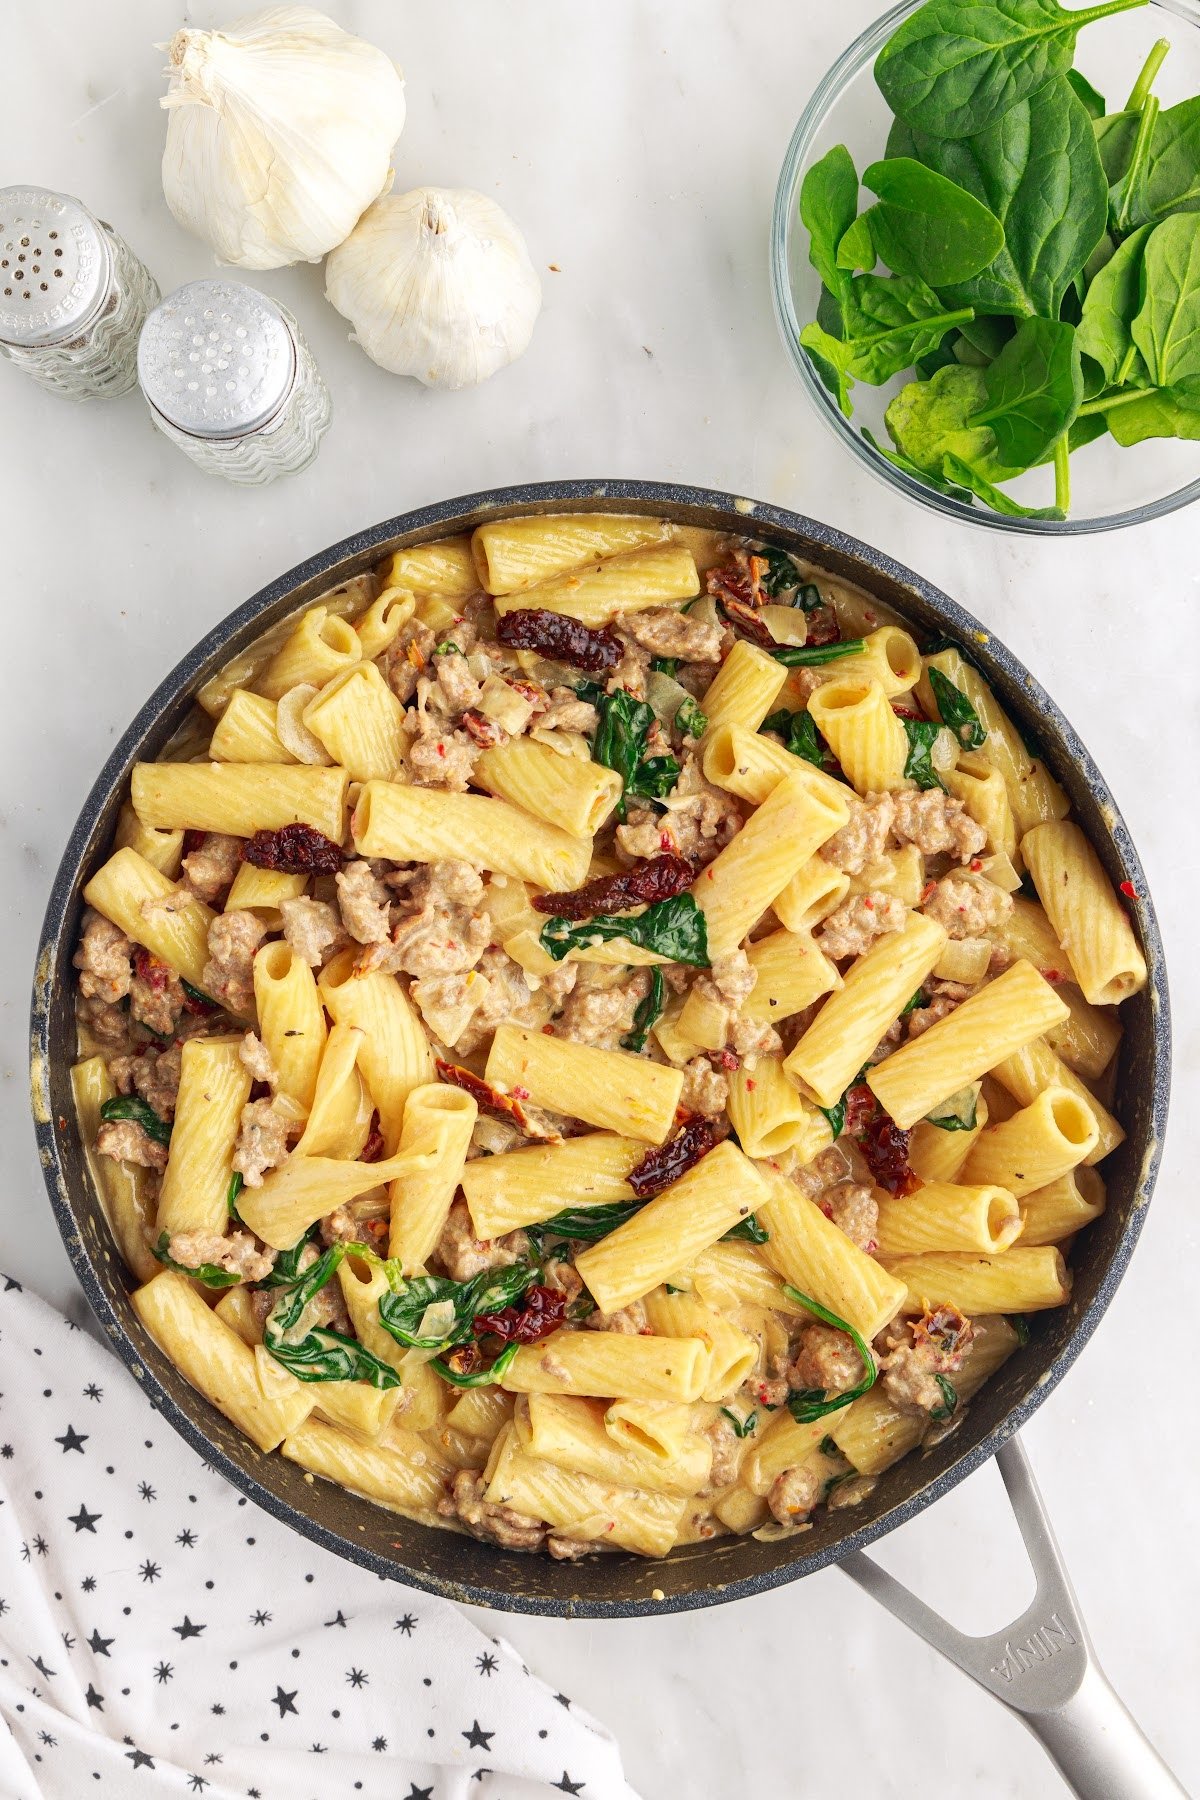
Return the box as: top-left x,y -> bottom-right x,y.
4,1275 -> 22,1291
61,1631 -> 75,1651
54,1425 -> 87,1454
37,1732 -> 56,1748
153,1662 -> 173,1684
19,1543 -> 29,1562
346,1667 -> 368,1688
403,1787 -> 433,1800
87,1630 -> 114,1658
68,1503 -> 100,1533
0,1600 -> 8,1618
83,1383 -> 103,1401
175,1529 -> 197,1548
209,1703 -> 224,1716
84,1683 -> 104,1711
394,1614 -> 417,1634
125,1748 -> 155,1771
462,1721 -> 495,1750
137,1482 -> 156,1502
309,1744 -> 327,1754
476,1651 -> 498,1675
554,1776 -> 585,1795
554,1692 -> 572,1707
271,1686 -> 298,1718
0,1444 -> 12,1458
248,1790 -> 261,1798
371,1736 -> 388,1752
324,1609 -> 348,1628
30,1655 -> 56,1681
138,1560 -> 161,1583
250,1609 -> 272,1627
186,1778 -> 207,1793
33,1535 -> 49,1557
172,1616 -> 205,1641
203,1753 -> 223,1765
80,1575 -> 96,1592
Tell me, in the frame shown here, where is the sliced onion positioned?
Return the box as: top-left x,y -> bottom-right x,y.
761,604 -> 809,647
277,685 -> 332,764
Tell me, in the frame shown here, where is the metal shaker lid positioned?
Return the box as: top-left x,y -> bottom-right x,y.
137,279 -> 296,439
0,187 -> 112,348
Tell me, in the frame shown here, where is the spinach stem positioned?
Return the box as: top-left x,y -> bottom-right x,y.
1124,36 -> 1171,112
1073,0 -> 1151,23
1053,437 -> 1071,516
1114,95 -> 1160,233
1078,386 -> 1149,416
1115,343 -> 1140,387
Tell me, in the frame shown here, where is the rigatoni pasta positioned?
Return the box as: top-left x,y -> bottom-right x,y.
73,514 -> 1141,1559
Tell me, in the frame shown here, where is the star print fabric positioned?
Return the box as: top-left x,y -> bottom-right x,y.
0,1280 -> 641,1800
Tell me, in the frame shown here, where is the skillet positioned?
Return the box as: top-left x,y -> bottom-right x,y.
29,480 -> 1179,1794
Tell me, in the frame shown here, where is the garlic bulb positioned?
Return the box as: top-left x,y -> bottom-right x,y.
160,6 -> 406,270
325,187 -> 542,388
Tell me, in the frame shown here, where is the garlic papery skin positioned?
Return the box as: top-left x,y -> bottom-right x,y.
325,187 -> 542,389
160,6 -> 406,270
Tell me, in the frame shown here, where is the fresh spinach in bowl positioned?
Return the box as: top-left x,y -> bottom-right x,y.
797,0 -> 1200,517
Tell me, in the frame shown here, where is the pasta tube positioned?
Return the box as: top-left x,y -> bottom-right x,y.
873,1181 -> 1022,1256
474,736 -> 623,838
131,762 -> 348,843
758,1169 -> 906,1342
961,1086 -> 1100,1196
471,513 -> 671,593
1022,821 -> 1148,1006
352,780 -> 592,891
883,1248 -> 1071,1314
490,545 -> 699,625
388,1083 -> 478,1272
485,1024 -> 683,1143
318,951 -> 436,1151
462,1133 -> 644,1238
692,771 -> 850,958
503,1331 -> 709,1404
807,677 -> 908,793
519,1394 -> 711,1496
256,605 -> 363,699
253,939 -> 326,1111
83,847 -> 215,996
156,1037 -> 251,1238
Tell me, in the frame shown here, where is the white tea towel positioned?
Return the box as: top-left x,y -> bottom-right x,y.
0,1276 -> 641,1800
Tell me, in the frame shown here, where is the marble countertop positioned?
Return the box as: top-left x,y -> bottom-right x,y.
2,2 -> 1197,1794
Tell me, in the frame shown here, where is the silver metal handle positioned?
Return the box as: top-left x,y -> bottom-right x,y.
840,1438 -> 1188,1799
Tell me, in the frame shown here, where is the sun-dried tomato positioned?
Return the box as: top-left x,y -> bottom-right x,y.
474,1284 -> 567,1346
532,854 -> 694,918
720,596 -> 775,646
843,1083 -> 877,1137
360,1119 -> 385,1163
496,608 -> 622,672
181,829 -> 207,858
706,559 -> 760,610
436,1060 -> 537,1133
628,1118 -> 718,1197
442,1343 -> 483,1377
857,1110 -> 918,1196
912,1304 -> 973,1367
133,948 -> 171,994
243,823 -> 343,875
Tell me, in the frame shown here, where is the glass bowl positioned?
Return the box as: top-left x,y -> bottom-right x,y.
770,0 -> 1200,534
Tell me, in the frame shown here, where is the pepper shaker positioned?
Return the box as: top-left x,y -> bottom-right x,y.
0,187 -> 160,400
136,279 -> 331,485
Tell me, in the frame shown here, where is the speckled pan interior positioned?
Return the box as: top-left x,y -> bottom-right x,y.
30,480 -> 1171,1618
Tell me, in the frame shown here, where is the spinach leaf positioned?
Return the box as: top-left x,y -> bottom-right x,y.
901,988 -> 929,1018
255,1226 -> 320,1289
674,695 -> 708,738
928,666 -> 988,746
888,82 -> 1109,321
758,546 -> 801,596
378,1264 -> 536,1351
262,1243 -> 403,1388
860,427 -> 981,502
885,364 -> 1014,477
431,1343 -> 522,1389
723,1215 -> 770,1244
902,718 -> 946,789
799,144 -> 860,297
525,1202 -> 644,1255
874,0 -> 1148,143
1066,68 -> 1106,120
782,1287 -> 877,1422
540,892 -> 710,967
761,707 -> 827,769
930,1374 -> 959,1421
1131,213 -> 1200,388
719,1407 -> 759,1438
1077,223 -> 1153,381
99,1095 -> 172,1147
968,317 -> 1083,466
801,324 -> 856,415
926,1086 -> 981,1130
800,278 -> 974,410
857,157 -> 1005,285
226,1171 -> 244,1221
941,453 -> 1065,518
771,638 -> 866,668
152,1230 -> 242,1290
1138,96 -> 1200,221
835,213 -> 877,273
622,968 -> 666,1054
592,687 -> 679,821
1110,95 -> 1160,233
1104,383 -> 1200,442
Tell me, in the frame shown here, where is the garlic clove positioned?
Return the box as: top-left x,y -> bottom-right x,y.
325,186 -> 542,389
160,6 -> 406,270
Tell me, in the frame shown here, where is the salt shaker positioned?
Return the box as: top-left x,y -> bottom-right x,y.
137,279 -> 331,485
0,187 -> 160,400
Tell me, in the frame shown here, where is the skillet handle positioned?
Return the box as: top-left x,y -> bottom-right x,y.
840,1438 -> 1187,1799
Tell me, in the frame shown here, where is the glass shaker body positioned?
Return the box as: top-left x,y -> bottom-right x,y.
137,280 -> 331,486
0,187 -> 159,400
